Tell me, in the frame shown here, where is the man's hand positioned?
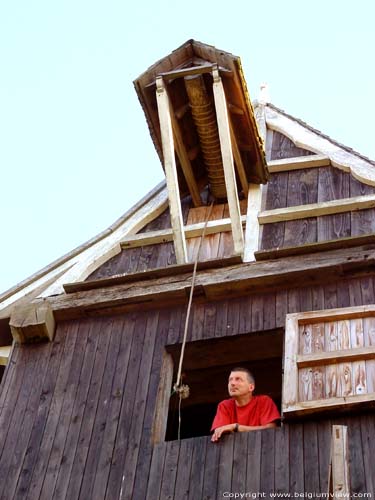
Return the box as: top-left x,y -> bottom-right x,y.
211,423 -> 236,442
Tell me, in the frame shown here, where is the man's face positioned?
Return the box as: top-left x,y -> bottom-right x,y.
228,371 -> 254,398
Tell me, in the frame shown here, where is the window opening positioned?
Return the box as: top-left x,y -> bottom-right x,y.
162,329 -> 283,441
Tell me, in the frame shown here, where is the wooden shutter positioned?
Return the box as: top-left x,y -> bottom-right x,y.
283,305 -> 375,416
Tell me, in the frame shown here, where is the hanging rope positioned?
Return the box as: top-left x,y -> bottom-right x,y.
173,201 -> 214,439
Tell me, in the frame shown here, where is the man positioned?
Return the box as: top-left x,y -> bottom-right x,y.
211,367 -> 280,442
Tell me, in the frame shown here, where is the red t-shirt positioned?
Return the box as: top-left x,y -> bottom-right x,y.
211,395 -> 280,431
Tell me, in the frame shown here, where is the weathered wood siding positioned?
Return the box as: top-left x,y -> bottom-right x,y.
1,274 -> 375,499
148,415 -> 374,499
261,132 -> 375,250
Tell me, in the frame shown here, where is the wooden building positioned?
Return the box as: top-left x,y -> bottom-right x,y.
1,39 -> 375,499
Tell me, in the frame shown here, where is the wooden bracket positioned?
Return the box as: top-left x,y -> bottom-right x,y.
9,301 -> 55,344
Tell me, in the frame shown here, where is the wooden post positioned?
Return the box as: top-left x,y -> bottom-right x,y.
156,76 -> 188,264
244,184 -> 262,262
212,67 -> 244,257
152,352 -> 173,443
329,425 -> 350,497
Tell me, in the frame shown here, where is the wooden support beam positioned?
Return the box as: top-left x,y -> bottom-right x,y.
228,116 -> 248,195
244,184 -> 262,262
258,193 -> 375,224
169,101 -> 202,207
268,154 -> 330,173
9,301 -> 55,343
255,234 -> 375,261
0,345 -> 12,366
45,245 -> 375,321
330,425 -> 350,497
152,352 -> 173,443
297,346 -> 375,368
156,77 -> 188,264
212,67 -> 244,257
120,215 -> 247,249
285,393 -> 375,416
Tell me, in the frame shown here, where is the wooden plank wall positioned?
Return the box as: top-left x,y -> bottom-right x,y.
261,132 -> 375,250
1,274 -> 375,498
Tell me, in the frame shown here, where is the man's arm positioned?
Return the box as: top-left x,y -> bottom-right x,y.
211,421 -> 276,442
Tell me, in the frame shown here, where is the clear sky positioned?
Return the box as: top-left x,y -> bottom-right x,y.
1,0 -> 374,294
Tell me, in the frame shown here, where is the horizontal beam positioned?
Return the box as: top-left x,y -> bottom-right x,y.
255,234 -> 375,261
267,154 -> 330,173
46,245 -> 375,321
297,346 -> 375,368
121,216 -> 247,249
284,392 -> 375,416
258,194 -> 375,224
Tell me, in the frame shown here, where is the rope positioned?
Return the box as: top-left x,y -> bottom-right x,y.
173,201 -> 214,439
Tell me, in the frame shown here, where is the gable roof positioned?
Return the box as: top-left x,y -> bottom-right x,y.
1,102 -> 374,316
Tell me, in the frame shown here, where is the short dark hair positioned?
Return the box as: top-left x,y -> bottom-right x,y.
230,367 -> 255,384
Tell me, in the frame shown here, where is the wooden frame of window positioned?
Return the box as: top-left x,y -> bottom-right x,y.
283,305 -> 375,416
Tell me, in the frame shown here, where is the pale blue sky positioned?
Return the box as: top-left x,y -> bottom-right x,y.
1,0 -> 374,294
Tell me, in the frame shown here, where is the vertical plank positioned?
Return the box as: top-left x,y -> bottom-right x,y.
15,324 -> 73,499
350,319 -> 366,395
261,172 -> 288,250
347,421 -> 366,494
303,422 -> 320,493
289,424 -> 304,494
317,420 -> 332,494
104,313 -> 149,500
324,283 -> 338,310
202,436 -> 221,500
337,321 -> 352,397
349,279 -> 363,307
359,415 -> 375,494
39,319 -> 91,499
260,428 -> 275,497
299,324 -> 312,402
263,293 -> 276,331
65,318 -> 113,500
350,175 -> 375,236
360,276 -> 375,305
24,323 -> 77,499
231,432 -> 248,493
118,313 -> 160,500
212,69 -> 244,256
284,169 -> 318,248
246,431 -> 261,493
275,291 -> 287,329
325,321 -> 339,398
1,342 -> 53,500
146,442 -> 166,500
174,438 -> 194,500
331,425 -> 350,496
311,323 -> 325,400
244,183 -> 262,262
191,303 -> 205,341
274,426 -> 289,494
203,302 -> 217,339
311,285 -> 324,311
317,167 -> 350,241
167,306 -> 183,345
238,296 -> 252,334
159,440 -> 180,500
363,318 -> 375,393
216,436 -> 234,498
156,77 -> 188,264
52,320 -> 100,500
251,295 -> 264,332
188,437 -> 207,500
77,317 -> 125,500
214,299 -> 229,338
133,310 -> 172,500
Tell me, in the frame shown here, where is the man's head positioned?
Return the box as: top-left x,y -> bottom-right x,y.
228,367 -> 255,401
